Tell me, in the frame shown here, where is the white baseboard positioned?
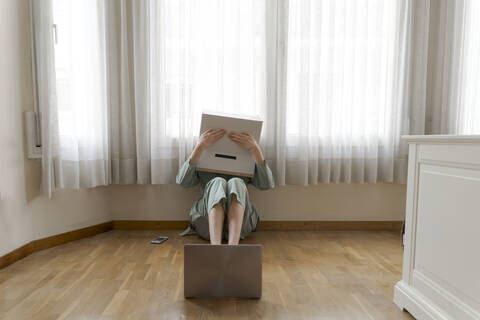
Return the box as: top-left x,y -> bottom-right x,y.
394,280 -> 449,320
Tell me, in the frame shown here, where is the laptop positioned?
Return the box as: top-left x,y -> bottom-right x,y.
184,244 -> 262,298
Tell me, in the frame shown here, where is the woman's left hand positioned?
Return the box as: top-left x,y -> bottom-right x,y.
228,132 -> 265,164
228,132 -> 258,151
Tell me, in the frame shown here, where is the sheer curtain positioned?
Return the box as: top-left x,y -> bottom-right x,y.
133,0 -> 268,184
278,0 -> 419,184
33,0 -> 139,191
51,0 -> 110,188
457,0 -> 480,134
48,0 -> 137,188
30,0 -> 58,196
35,0 -> 269,192
428,0 -> 480,134
31,0 -> 437,195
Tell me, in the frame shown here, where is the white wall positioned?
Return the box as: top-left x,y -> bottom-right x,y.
0,0 -> 110,256
0,0 -> 32,254
109,183 -> 406,221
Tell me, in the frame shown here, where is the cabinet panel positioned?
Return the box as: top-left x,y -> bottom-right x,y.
395,137 -> 480,320
414,164 -> 480,317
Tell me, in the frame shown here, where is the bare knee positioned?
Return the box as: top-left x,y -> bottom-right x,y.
207,177 -> 228,213
210,177 -> 227,188
227,177 -> 247,193
228,177 -> 245,185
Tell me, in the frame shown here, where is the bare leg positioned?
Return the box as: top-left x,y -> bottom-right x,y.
208,202 -> 225,245
227,195 -> 245,245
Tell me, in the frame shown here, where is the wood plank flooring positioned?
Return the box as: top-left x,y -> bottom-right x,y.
0,230 -> 413,320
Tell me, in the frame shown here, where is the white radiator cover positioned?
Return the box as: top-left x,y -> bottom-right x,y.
394,135 -> 480,320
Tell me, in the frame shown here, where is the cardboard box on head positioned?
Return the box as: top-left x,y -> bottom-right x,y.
197,111 -> 263,177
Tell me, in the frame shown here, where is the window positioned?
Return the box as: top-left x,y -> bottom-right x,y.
456,0 -> 480,134
285,0 -> 402,142
148,0 -> 267,139
53,0 -> 108,157
52,0 -> 406,145
43,0 -> 414,187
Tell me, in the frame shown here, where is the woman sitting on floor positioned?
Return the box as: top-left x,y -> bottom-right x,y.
176,128 -> 275,245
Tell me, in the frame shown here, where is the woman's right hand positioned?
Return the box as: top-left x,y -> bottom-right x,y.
198,128 -> 226,149
190,128 -> 226,164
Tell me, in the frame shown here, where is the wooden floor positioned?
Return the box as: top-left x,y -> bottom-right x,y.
0,230 -> 413,320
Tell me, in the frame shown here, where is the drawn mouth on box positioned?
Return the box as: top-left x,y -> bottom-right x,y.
215,153 -> 237,160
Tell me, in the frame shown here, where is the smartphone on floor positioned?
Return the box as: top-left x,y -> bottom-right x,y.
151,236 -> 168,244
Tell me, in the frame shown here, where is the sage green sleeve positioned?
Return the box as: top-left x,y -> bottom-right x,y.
176,159 -> 200,188
251,161 -> 275,190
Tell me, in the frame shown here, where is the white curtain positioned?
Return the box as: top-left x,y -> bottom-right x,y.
133,0 -> 269,184
278,0 -> 422,184
34,0 -> 480,194
30,0 -> 58,197
428,0 -> 480,134
34,0 -> 138,191
34,0 -> 269,191
457,0 -> 480,134
51,0 -> 110,188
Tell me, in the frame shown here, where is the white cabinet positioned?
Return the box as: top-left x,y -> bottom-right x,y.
394,135 -> 480,320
